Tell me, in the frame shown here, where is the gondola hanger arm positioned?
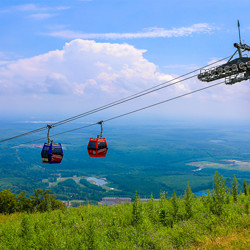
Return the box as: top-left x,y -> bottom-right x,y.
47,124 -> 53,143
97,120 -> 103,138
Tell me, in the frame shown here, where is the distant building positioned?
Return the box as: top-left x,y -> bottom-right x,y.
62,200 -> 85,208
102,197 -> 131,206
140,198 -> 160,202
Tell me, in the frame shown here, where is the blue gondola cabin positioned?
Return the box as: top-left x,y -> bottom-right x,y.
41,142 -> 63,164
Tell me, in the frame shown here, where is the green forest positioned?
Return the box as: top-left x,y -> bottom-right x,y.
1,124 -> 250,205
0,171 -> 249,249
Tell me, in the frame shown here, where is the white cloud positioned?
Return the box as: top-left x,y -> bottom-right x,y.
18,121 -> 57,124
29,13 -> 56,20
0,39 -> 174,98
0,39 -> 249,120
0,52 -> 9,65
1,39 -> 248,103
164,64 -> 199,71
12,4 -> 40,11
11,4 -> 69,12
0,51 -> 7,58
47,23 -> 214,40
0,61 -> 10,66
0,4 -> 70,14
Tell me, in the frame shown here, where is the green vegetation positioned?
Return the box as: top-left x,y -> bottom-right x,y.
1,124 -> 250,203
0,189 -> 65,214
244,179 -> 248,196
0,172 -> 249,249
184,182 -> 194,219
51,178 -> 106,202
232,175 -> 238,203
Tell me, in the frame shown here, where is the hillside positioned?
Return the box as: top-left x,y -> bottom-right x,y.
0,172 -> 249,249
1,123 -> 250,204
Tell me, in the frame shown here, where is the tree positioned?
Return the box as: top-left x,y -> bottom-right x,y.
159,192 -> 166,225
232,175 -> 238,202
17,191 -> 33,213
0,189 -> 65,214
132,192 -> 142,226
30,189 -> 65,212
184,182 -> 194,219
210,171 -> 228,216
171,191 -> 178,220
147,193 -> 155,223
0,189 -> 18,214
243,179 -> 248,196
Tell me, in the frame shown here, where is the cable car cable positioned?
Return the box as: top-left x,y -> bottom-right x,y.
103,81 -> 224,123
0,123 -> 97,151
0,80 -> 224,151
50,56 -> 231,128
0,56 -> 231,144
51,73 -> 198,127
0,127 -> 47,144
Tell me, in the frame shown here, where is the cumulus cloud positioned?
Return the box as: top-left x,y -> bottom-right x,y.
0,39 -> 174,98
47,23 -> 214,40
0,39 -> 249,120
1,39 -> 249,103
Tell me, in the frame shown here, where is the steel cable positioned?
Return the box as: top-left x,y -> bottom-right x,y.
0,56 -> 230,144
0,81 -> 224,151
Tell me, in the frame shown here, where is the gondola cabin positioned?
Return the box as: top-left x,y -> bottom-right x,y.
87,137 -> 108,158
41,142 -> 63,164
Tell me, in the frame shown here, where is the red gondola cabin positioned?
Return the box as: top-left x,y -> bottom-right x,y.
87,137 -> 108,158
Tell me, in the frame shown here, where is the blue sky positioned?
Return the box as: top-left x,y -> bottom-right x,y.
0,0 -> 250,123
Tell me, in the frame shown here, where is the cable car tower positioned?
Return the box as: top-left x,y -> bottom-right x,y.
198,21 -> 250,85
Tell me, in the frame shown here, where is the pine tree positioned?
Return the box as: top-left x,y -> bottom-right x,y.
148,193 -> 155,223
184,182 -> 194,219
159,191 -> 166,225
132,191 -> 142,226
243,179 -> 248,196
159,191 -> 166,209
171,191 -> 178,220
232,175 -> 238,202
210,171 -> 228,216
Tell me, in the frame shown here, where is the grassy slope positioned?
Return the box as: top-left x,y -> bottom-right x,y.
191,229 -> 249,249
0,194 -> 249,249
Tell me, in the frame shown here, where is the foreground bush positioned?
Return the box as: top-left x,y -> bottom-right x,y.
0,189 -> 65,214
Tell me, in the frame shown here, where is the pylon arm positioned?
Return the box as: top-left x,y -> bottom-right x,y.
234,43 -> 250,51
